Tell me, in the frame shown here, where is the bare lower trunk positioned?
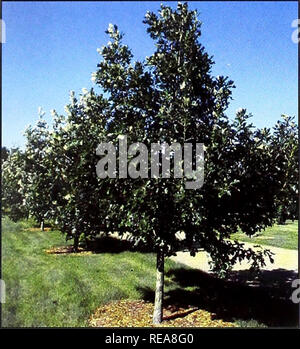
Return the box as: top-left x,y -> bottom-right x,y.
73,232 -> 79,252
40,220 -> 44,231
277,214 -> 287,225
153,247 -> 164,324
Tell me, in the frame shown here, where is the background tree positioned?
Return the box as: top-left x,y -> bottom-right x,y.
23,109 -> 52,230
1,147 -> 10,162
271,115 -> 298,224
93,3 -> 279,323
2,149 -> 28,221
47,89 -> 110,250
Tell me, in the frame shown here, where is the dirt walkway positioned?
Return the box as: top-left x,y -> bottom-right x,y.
170,242 -> 298,273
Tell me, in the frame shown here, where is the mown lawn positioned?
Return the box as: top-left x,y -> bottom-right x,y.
1,217 -> 188,327
231,220 -> 298,250
1,217 -> 297,327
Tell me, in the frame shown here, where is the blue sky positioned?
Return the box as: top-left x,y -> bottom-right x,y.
2,1 -> 298,149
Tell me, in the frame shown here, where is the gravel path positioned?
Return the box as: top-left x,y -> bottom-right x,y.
170,242 -> 298,273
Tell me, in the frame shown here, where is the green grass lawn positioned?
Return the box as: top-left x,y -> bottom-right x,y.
231,220 -> 298,250
1,217 -> 297,327
1,217 -> 188,327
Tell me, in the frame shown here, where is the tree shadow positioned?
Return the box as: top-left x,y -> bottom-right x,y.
138,268 -> 299,327
84,236 -> 153,254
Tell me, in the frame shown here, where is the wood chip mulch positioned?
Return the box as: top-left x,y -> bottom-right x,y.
89,300 -> 237,327
44,246 -> 92,256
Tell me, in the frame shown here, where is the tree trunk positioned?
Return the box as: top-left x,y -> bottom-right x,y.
40,220 -> 44,231
73,233 -> 79,252
153,247 -> 164,324
277,210 -> 287,225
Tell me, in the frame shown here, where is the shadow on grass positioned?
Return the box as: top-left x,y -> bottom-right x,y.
48,236 -> 153,255
84,236 -> 153,254
138,268 -> 299,327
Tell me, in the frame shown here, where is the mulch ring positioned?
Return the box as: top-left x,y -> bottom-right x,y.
89,300 -> 237,327
25,227 -> 52,232
44,246 -> 92,256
